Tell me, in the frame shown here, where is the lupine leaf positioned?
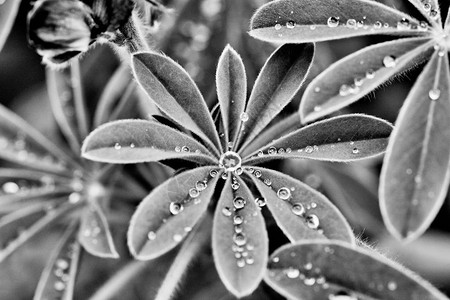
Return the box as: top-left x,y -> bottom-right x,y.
0,0 -> 21,52
0,104 -> 78,175
236,43 -> 314,151
240,113 -> 301,158
33,224 -> 80,300
78,202 -> 119,258
128,167 -> 220,260
213,176 -> 268,297
445,7 -> 450,29
300,37 -> 433,123
82,119 -> 218,165
244,114 -> 392,164
249,0 -> 427,44
407,0 -> 441,26
380,52 -> 450,241
265,240 -> 448,300
0,201 -> 80,263
132,52 -> 221,152
246,167 -> 354,244
216,45 -> 247,146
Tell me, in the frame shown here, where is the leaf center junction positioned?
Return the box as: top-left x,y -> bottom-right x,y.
219,151 -> 242,172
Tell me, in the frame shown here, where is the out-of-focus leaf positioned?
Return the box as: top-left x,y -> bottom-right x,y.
407,0 -> 441,26
241,113 -> 301,158
246,167 -> 354,244
300,37 -> 433,123
216,45 -> 247,146
0,202 -> 80,263
380,52 -> 450,241
236,43 -> 314,151
213,177 -> 268,297
249,0 -> 427,43
33,224 -> 80,300
128,167 -> 220,260
0,104 -> 79,175
82,119 -> 217,165
0,0 -> 21,52
244,114 -> 392,164
265,240 -> 448,300
446,7 -> 450,29
132,52 -> 221,152
78,202 -> 119,258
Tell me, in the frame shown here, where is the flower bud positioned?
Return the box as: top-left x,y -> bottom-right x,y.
27,0 -> 97,65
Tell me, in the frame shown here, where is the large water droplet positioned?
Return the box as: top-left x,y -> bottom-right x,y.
291,203 -> 305,216
306,214 -> 320,229
277,187 -> 291,200
285,267 -> 300,278
429,89 -> 440,100
219,151 -> 242,172
268,146 -> 277,155
233,196 -> 246,209
327,16 -> 339,28
2,182 -> 19,194
169,202 -> 184,215
148,231 -> 156,240
382,56 -> 396,68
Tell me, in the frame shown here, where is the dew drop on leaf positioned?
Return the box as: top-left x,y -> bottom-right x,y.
255,197 -> 266,207
286,20 -> 296,29
346,19 -> 357,28
173,234 -> 183,242
169,202 -> 184,215
285,267 -> 300,279
310,25 -> 316,30
114,143 -> 121,150
235,167 -> 243,175
277,187 -> 291,200
396,18 -> 411,30
429,89 -> 441,100
181,146 -> 190,152
233,232 -> 247,246
328,291 -> 358,300
274,23 -> 282,30
254,170 -> 262,178
54,281 -> 66,291
382,56 -> 396,68
304,277 -> 316,286
222,206 -> 232,217
148,231 -> 157,240
231,181 -> 240,190
306,214 -> 320,229
264,178 -> 272,186
352,148 -> 359,154
188,188 -> 200,198
305,146 -> 314,153
268,146 -> 277,155
314,87 -> 321,93
327,16 -> 339,28
233,215 -> 243,225
237,258 -> 246,268
2,182 -> 19,194
240,112 -> 249,122
233,196 -> 246,209
68,192 -> 81,203
130,143 -> 135,148
291,203 -> 305,216
195,181 -> 207,191
430,9 -> 438,19
366,69 -> 375,79
387,281 -> 398,291
209,170 -> 218,177
373,21 -> 382,29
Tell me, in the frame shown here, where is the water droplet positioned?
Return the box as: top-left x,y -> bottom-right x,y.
346,19 -> 357,28
195,181 -> 207,191
286,148 -> 292,153
285,267 -> 300,278
387,281 -> 397,291
68,192 -> 81,204
233,196 -> 246,209
189,188 -> 200,198
314,87 -> 321,92
233,215 -> 243,225
366,69 -> 375,79
169,202 -> 184,215
254,170 -> 262,178
2,182 -> 19,194
56,259 -> 69,270
222,207 -> 232,217
148,231 -> 156,240
423,2 -> 431,11
339,84 -> 351,96
418,21 -> 428,31
373,21 -> 382,29
291,203 -> 305,216
305,146 -> 314,154
175,146 -> 181,152
246,257 -> 254,265
304,277 -> 316,286
277,187 -> 291,200
274,23 -> 282,30
306,214 -> 320,229
327,16 -> 339,28
304,262 -> 313,270
286,20 -> 296,28
255,197 -> 266,207
236,258 -> 246,267
231,182 -> 240,190
210,170 -> 218,177
221,172 -> 228,180
354,77 -> 364,87
181,146 -> 190,152
233,232 -> 247,246
328,291 -> 358,300
219,151 -> 242,172
397,18 -> 411,30
130,143 -> 135,148
430,9 -> 438,19
54,281 -> 66,291
352,148 -> 359,154
173,234 -> 183,242
235,167 -> 243,175
114,143 -> 121,150
268,147 -> 277,155
240,112 -> 249,122
264,178 -> 272,186
277,148 -> 285,154
310,25 -> 316,30
429,88 -> 440,100
383,56 -> 396,68
311,202 -> 317,208
257,151 -> 263,157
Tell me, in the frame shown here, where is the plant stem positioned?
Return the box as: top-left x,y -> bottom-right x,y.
122,11 -> 151,53
154,214 -> 211,300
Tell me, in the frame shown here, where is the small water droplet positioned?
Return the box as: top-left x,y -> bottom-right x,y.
327,16 -> 339,28
2,182 -> 19,194
423,2 -> 431,11
373,21 -> 382,29
383,56 -> 396,68
173,234 -> 183,242
429,88 -> 440,100
339,84 -> 351,96
246,257 -> 254,265
286,20 -> 296,28
114,143 -> 121,150
257,151 -> 264,157
233,215 -> 243,225
221,172 -> 228,180
268,146 -> 277,155
285,267 -> 300,278
54,281 -> 66,291
222,207 -> 232,217
387,281 -> 397,291
366,69 -> 375,79
310,25 -> 316,30
195,181 -> 207,191
397,18 -> 411,30
189,188 -> 200,198
68,192 -> 81,204
277,187 -> 291,200
306,214 -> 320,229
254,170 -> 262,178
240,112 -> 249,122
56,259 -> 69,270
264,178 -> 272,186
235,167 -> 243,175
352,148 -> 359,154
274,23 -> 282,30
231,182 -> 240,190
291,203 -> 305,216
148,231 -> 157,240
354,77 -> 364,87
304,277 -> 316,286
233,196 -> 246,209
169,202 -> 184,215
430,9 -> 438,19
346,19 -> 357,28
255,197 -> 266,207
130,143 -> 135,148
418,21 -> 428,31
233,232 -> 247,246
314,87 -> 321,92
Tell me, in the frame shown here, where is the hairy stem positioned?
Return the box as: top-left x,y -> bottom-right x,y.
154,214 -> 211,300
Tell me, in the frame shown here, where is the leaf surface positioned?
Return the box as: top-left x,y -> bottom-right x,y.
216,45 -> 247,145
246,167 -> 354,244
249,0 -> 427,43
213,176 -> 268,297
407,0 -> 441,26
0,0 -> 21,52
82,119 -> 217,165
380,52 -> 450,241
244,114 -> 392,164
265,240 -> 449,300
128,167 -> 220,260
132,52 -> 221,152
237,43 -> 314,151
300,37 -> 433,123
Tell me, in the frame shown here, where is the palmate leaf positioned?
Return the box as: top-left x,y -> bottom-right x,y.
246,167 -> 354,244
216,45 -> 247,146
82,119 -> 217,165
132,52 -> 221,153
244,114 -> 392,164
213,176 -> 268,298
265,240 -> 448,300
380,51 -> 450,241
0,0 -> 21,52
249,0 -> 426,44
78,202 -> 119,259
128,167 -> 220,260
34,224 -> 81,300
300,37 -> 433,123
236,43 -> 314,151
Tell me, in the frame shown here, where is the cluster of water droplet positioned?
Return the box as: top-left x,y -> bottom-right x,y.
1,175 -> 56,196
421,0 -> 439,20
82,209 -> 102,245
52,242 -> 77,295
